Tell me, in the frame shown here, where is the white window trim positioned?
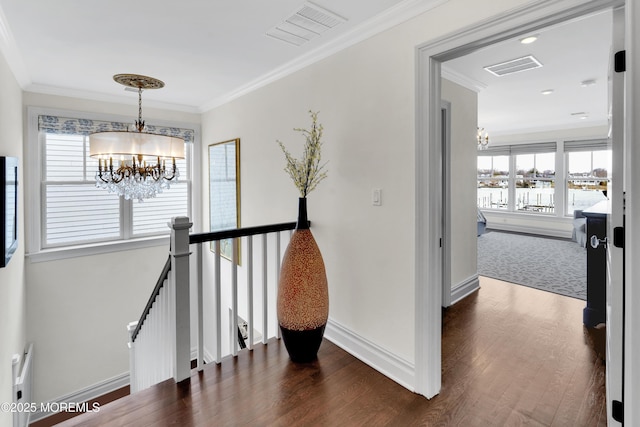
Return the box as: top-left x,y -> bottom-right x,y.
479,137 -> 609,218
26,106 -> 201,263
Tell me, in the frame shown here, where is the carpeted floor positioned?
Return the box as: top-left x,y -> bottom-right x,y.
477,230 -> 587,300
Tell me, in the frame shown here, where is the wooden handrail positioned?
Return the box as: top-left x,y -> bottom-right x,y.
131,255 -> 172,342
132,220 -> 309,343
189,221 -> 307,245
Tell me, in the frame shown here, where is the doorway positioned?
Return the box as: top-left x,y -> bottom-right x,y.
440,9 -> 613,303
414,2 -> 626,422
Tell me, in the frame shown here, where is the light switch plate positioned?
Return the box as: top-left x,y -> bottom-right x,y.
372,188 -> 382,206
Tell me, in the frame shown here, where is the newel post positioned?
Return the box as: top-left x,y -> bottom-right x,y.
170,216 -> 192,383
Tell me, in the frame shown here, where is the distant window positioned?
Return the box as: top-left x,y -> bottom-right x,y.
477,155 -> 509,210
514,152 -> 555,213
566,149 -> 611,215
477,139 -> 610,217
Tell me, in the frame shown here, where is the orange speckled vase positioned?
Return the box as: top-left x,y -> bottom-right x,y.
277,197 -> 329,362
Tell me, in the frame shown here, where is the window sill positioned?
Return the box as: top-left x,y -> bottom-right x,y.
479,209 -> 572,221
26,235 -> 170,263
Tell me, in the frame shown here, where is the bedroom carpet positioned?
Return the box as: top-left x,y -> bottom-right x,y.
477,230 -> 587,300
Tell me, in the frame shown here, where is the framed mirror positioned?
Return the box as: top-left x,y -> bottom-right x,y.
209,138 -> 240,262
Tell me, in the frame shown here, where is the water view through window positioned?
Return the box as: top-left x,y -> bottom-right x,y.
478,147 -> 610,216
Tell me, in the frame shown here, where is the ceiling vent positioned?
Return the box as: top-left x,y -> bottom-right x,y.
266,2 -> 347,46
484,55 -> 543,77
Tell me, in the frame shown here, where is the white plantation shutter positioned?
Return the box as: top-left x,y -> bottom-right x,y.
45,184 -> 121,245
133,157 -> 189,236
132,158 -> 188,236
40,117 -> 192,248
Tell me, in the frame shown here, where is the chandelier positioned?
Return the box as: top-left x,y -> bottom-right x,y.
89,74 -> 185,201
477,127 -> 489,150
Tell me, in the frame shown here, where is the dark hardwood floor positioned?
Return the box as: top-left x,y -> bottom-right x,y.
53,277 -> 606,426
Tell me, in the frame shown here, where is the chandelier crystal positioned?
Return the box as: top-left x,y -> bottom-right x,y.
477,127 -> 489,150
89,74 -> 185,202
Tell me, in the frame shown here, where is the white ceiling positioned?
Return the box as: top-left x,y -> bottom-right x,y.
443,9 -> 613,136
0,0 -> 445,112
0,1 -> 614,133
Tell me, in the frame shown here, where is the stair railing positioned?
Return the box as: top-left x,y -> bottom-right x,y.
128,217 -> 192,393
128,216 -> 302,393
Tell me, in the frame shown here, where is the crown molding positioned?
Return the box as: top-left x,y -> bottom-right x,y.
199,0 -> 449,112
24,83 -> 200,114
441,65 -> 487,92
0,3 -> 30,87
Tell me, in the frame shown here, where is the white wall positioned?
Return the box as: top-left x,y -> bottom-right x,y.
201,0 -> 534,366
0,48 -> 25,427
22,92 -> 200,404
442,78 -> 478,292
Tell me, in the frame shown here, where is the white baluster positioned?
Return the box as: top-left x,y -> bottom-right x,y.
197,243 -> 205,370
247,235 -> 254,350
231,237 -> 239,356
262,234 -> 268,344
214,240 -> 222,363
275,232 -> 281,339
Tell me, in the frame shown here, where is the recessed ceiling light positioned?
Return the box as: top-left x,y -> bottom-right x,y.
541,89 -> 554,95
520,35 -> 538,44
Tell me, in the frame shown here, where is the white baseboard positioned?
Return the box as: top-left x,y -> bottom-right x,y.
324,319 -> 415,392
31,347 -> 214,424
29,372 -> 129,423
451,274 -> 480,305
487,223 -> 572,239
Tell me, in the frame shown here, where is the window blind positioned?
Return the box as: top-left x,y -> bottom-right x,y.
479,142 -> 557,156
564,139 -> 610,152
510,142 -> 557,154
45,184 -> 121,246
478,146 -> 510,156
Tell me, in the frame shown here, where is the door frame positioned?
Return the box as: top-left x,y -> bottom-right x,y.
441,100 -> 452,308
414,0 -> 626,400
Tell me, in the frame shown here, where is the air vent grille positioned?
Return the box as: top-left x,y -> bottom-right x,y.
484,55 -> 543,77
266,2 -> 346,46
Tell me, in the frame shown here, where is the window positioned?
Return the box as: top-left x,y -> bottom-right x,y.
38,114 -> 193,249
478,142 -> 556,214
514,152 -> 555,213
477,139 -> 611,217
477,155 -> 509,210
565,139 -> 611,215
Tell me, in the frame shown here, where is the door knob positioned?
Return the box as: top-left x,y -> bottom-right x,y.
590,235 -> 608,249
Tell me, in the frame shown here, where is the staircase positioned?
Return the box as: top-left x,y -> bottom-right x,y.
127,216 -> 301,392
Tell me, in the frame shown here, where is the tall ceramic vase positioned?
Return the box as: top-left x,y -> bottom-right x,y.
277,197 -> 329,362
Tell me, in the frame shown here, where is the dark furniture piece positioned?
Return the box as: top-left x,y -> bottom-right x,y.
582,200 -> 609,327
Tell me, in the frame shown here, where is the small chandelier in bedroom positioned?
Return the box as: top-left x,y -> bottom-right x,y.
89,74 -> 184,201
477,127 -> 489,150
